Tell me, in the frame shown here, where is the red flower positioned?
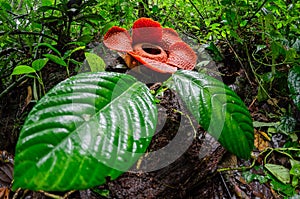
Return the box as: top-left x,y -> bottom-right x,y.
103,18 -> 197,73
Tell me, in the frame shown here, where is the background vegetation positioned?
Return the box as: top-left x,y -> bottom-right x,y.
0,0 -> 299,198
1,0 -> 299,98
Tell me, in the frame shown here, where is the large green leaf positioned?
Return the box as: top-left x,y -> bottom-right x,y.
288,66 -> 300,110
13,72 -> 157,191
170,70 -> 253,159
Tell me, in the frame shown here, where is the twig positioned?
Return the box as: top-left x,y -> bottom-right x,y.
0,30 -> 59,43
188,0 -> 205,21
217,156 -> 256,172
219,173 -> 233,198
12,188 -> 21,199
39,191 -> 63,199
0,75 -> 28,100
251,50 -> 292,67
218,146 -> 300,173
245,45 -> 283,111
243,0 -> 269,29
0,48 -> 23,57
39,190 -> 75,199
173,109 -> 198,138
225,39 -> 252,85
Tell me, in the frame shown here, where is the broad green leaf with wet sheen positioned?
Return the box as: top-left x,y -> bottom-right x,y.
13,72 -> 157,191
288,66 -> 300,110
170,70 -> 253,159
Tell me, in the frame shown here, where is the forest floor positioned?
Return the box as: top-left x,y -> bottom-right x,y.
0,41 -> 298,198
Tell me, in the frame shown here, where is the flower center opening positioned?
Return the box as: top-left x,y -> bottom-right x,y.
133,43 -> 168,62
141,44 -> 161,55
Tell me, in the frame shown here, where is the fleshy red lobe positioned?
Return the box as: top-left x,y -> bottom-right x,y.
132,18 -> 162,45
166,42 -> 197,70
129,52 -> 177,73
103,18 -> 197,73
161,28 -> 182,51
103,26 -> 133,52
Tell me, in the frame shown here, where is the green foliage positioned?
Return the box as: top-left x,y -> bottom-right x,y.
43,54 -> 67,67
11,65 -> 38,76
11,59 -> 49,98
243,148 -> 300,197
288,66 -> 300,110
265,163 -> 290,184
268,173 -> 297,197
242,167 -> 269,184
14,70 -> 254,191
169,70 -> 254,159
253,115 -> 298,142
84,52 -> 106,72
2,0 -> 299,195
0,0 -> 101,93
13,72 -> 158,191
290,159 -> 300,187
32,58 -> 49,71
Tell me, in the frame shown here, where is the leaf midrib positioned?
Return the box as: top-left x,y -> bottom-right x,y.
36,79 -> 142,167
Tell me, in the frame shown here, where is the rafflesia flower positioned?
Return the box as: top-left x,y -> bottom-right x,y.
103,18 -> 197,73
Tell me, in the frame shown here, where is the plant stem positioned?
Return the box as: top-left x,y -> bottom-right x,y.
245,45 -> 284,111
217,156 -> 256,172
188,0 -> 205,21
245,44 -> 272,99
0,30 -> 59,43
243,0 -> 269,29
39,190 -> 75,199
173,109 -> 198,138
0,75 -> 28,100
226,39 -> 252,85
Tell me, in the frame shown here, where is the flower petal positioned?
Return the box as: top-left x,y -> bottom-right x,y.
132,18 -> 162,45
161,28 -> 182,51
166,42 -> 197,70
103,26 -> 133,52
129,53 -> 177,73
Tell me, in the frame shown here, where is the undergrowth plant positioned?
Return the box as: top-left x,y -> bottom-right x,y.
1,0 -> 299,196
12,59 -> 254,191
0,0 -> 100,100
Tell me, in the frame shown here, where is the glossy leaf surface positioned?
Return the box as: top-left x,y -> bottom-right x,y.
288,66 -> 300,110
170,70 -> 254,159
13,72 -> 157,191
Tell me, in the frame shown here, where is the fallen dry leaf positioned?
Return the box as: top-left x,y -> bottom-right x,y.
0,151 -> 14,187
21,86 -> 32,113
254,129 -> 271,151
0,187 -> 10,199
